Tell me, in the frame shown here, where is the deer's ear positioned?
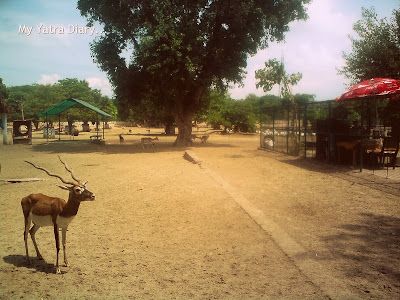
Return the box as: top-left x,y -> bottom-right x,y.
56,184 -> 70,191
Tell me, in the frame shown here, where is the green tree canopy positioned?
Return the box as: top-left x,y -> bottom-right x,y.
0,78 -> 10,114
78,0 -> 310,145
255,58 -> 302,103
5,79 -> 115,127
198,90 -> 258,133
0,78 -> 8,101
339,7 -> 400,84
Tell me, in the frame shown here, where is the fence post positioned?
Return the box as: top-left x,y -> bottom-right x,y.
259,102 -> 262,148
287,106 -> 290,154
359,99 -> 364,172
304,103 -> 307,158
272,108 -> 275,151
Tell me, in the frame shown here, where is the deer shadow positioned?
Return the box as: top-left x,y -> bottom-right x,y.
3,254 -> 61,274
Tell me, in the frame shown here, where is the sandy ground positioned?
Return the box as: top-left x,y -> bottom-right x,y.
0,126 -> 399,299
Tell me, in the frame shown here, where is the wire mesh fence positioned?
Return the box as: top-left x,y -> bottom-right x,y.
260,101 -> 329,158
259,99 -> 399,170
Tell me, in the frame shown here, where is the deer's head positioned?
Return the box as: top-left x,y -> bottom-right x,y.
57,182 -> 95,202
25,156 -> 95,202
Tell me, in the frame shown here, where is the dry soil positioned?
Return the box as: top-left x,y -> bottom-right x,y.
0,126 -> 399,299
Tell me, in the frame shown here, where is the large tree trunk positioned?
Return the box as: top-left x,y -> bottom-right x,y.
165,122 -> 175,135
173,109 -> 194,146
164,115 -> 176,135
173,87 -> 203,146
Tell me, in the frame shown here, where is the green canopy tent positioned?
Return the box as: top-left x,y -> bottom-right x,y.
38,98 -> 111,141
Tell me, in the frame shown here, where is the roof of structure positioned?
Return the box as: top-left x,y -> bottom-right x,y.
38,98 -> 111,117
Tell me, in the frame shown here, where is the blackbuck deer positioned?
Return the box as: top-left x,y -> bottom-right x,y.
21,156 -> 95,274
140,137 -> 159,148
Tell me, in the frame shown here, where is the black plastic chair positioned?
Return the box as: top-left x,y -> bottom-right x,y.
372,137 -> 399,177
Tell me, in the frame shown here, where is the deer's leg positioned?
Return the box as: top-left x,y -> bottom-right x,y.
53,223 -> 61,274
62,227 -> 70,267
29,224 -> 43,260
23,216 -> 31,264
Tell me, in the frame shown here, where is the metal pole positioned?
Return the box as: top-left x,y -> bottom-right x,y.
272,109 -> 275,151
304,104 -> 307,158
96,114 -> 99,138
287,106 -> 290,154
46,113 -> 49,143
259,102 -> 262,148
102,118 -> 105,139
360,99 -> 364,172
328,101 -> 333,161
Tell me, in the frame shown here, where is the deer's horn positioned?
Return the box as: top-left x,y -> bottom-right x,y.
24,160 -> 75,185
57,155 -> 81,183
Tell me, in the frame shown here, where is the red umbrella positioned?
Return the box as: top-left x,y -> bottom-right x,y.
335,78 -> 400,101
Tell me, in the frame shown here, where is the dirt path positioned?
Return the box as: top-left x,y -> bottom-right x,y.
0,128 -> 399,299
192,134 -> 400,299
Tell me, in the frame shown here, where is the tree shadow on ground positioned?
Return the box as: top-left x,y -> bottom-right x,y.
3,254 -> 58,274
322,213 -> 400,286
257,150 -> 355,174
29,140 -> 236,155
255,150 -> 400,197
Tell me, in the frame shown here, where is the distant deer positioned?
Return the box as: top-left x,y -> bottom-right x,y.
191,134 -> 209,143
200,135 -> 209,143
140,137 -> 159,148
119,133 -> 124,144
21,156 -> 95,274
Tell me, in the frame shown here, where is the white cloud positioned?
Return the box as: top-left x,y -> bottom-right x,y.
86,77 -> 113,97
37,73 -> 61,84
229,0 -> 357,101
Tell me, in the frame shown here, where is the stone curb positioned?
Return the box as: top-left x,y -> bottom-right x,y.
184,150 -> 356,300
183,150 -> 202,164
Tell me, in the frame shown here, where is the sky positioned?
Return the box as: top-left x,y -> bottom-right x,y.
0,0 -> 399,101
